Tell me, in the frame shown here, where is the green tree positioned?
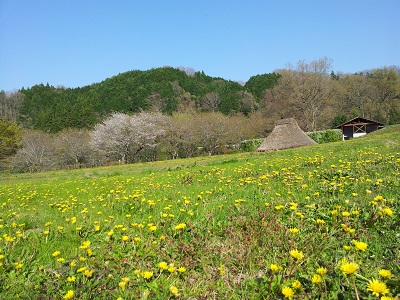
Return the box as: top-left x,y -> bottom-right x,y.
0,118 -> 22,161
244,73 -> 280,100
331,114 -> 348,128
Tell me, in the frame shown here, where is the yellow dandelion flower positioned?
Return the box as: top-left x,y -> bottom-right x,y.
121,235 -> 129,241
169,285 -> 179,296
178,266 -> 186,273
312,274 -> 322,284
79,241 -> 91,249
14,262 -> 23,269
316,219 -> 325,225
174,223 -> 186,230
292,280 -> 302,289
77,266 -> 87,273
270,264 -> 281,272
168,265 -> 176,273
352,240 -> 368,251
316,267 -> 327,276
379,269 -> 392,279
289,228 -> 299,234
83,269 -> 93,277
63,290 -> 74,300
218,264 -> 226,276
52,251 -> 61,257
367,279 -> 389,297
382,207 -> 393,216
118,281 -> 127,290
67,276 -> 76,282
158,261 -> 168,270
281,286 -> 294,299
141,271 -> 153,279
289,249 -> 304,260
340,262 -> 359,275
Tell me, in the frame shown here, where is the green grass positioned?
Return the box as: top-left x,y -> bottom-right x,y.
0,125 -> 399,299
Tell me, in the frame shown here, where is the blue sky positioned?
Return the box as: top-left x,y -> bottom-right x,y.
0,0 -> 399,92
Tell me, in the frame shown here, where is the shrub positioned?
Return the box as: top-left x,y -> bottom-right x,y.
240,138 -> 264,152
307,129 -> 342,144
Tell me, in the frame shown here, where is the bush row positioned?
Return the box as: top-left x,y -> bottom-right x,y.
306,129 -> 342,144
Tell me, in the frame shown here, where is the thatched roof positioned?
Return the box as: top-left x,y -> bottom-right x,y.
257,118 -> 316,152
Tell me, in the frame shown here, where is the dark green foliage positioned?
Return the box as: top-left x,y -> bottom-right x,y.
331,114 -> 348,128
244,73 -> 280,100
18,68 -> 264,132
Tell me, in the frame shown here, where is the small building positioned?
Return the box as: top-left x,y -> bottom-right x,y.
337,117 -> 384,140
257,118 -> 316,152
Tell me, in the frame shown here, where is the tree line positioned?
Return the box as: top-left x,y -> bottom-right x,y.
3,112 -> 266,172
1,58 -> 399,172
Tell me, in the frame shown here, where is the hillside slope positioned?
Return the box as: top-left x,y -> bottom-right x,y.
18,68 -> 278,132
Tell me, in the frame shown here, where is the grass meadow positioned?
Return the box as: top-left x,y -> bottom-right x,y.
0,125 -> 399,299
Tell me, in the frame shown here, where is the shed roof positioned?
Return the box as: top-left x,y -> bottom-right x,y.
336,117 -> 384,128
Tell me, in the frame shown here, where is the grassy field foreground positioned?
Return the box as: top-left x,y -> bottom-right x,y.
0,126 -> 399,299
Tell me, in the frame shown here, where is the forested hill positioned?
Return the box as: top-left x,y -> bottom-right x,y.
17,67 -> 279,132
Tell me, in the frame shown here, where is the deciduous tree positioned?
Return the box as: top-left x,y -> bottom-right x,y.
10,130 -> 54,172
0,91 -> 25,122
53,128 -> 93,168
367,67 -> 400,123
90,112 -> 166,164
272,57 -> 334,131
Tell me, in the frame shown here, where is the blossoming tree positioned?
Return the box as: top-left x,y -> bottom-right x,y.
90,112 -> 166,164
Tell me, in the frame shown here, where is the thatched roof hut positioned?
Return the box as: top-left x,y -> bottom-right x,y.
257,118 -> 316,152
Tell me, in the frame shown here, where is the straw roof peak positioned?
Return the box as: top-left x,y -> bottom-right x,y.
257,118 -> 316,152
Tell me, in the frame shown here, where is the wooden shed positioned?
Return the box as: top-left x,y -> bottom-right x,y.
337,117 -> 384,140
